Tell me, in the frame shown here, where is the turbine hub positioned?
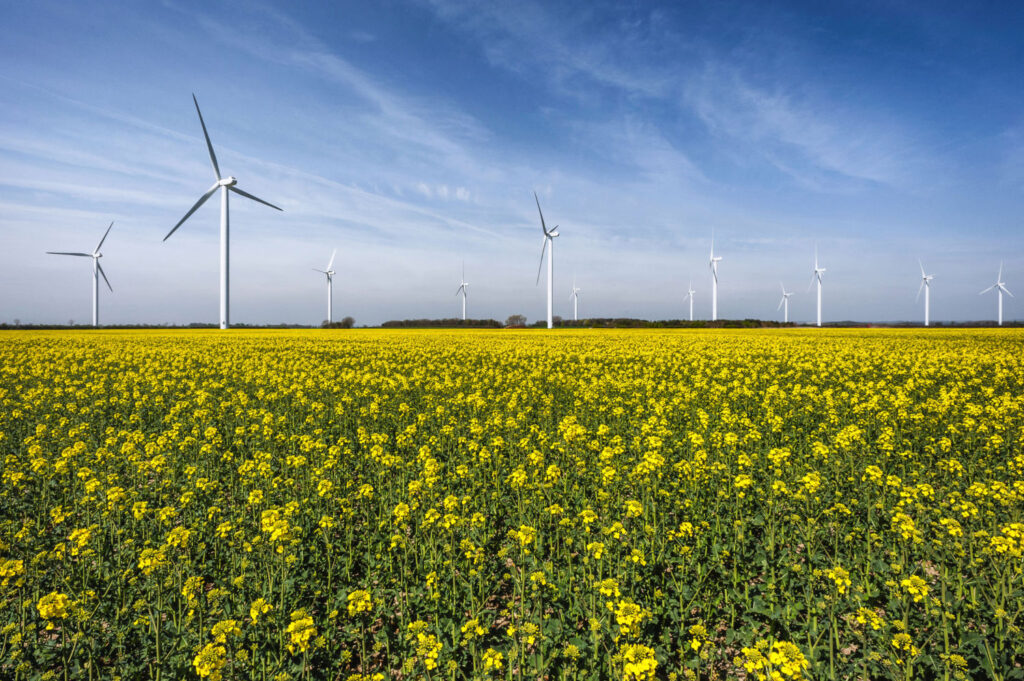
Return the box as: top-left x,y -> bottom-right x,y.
219,176 -> 238,187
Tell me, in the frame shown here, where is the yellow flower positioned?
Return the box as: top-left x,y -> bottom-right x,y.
415,631 -> 442,669
137,548 -> 168,576
482,647 -> 504,671
286,609 -> 317,654
193,643 -> 227,680
900,575 -> 929,602
0,559 -> 25,588
620,643 -> 658,681
250,598 -> 273,623
825,566 -> 851,595
347,589 -> 372,616
210,619 -> 241,644
37,591 -> 70,627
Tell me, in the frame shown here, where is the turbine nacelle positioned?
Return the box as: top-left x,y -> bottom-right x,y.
218,176 -> 238,187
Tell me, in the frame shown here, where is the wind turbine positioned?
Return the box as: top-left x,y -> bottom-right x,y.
808,247 -> 826,327
917,261 -> 934,327
980,262 -> 1013,326
684,280 -> 696,321
569,274 -> 581,321
313,249 -> 337,324
163,94 -> 283,329
778,283 -> 793,323
455,261 -> 469,321
534,192 -> 560,329
47,221 -> 114,327
709,235 -> 722,321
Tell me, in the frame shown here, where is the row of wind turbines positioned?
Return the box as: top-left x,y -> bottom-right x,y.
46,95 -> 1016,329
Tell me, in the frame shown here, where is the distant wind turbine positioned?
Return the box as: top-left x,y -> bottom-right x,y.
709,235 -> 722,321
312,249 -> 337,324
455,261 -> 469,321
569,274 -> 581,321
163,94 -> 283,329
534,192 -> 560,329
684,280 -> 696,321
917,261 -> 934,327
47,221 -> 114,327
808,247 -> 826,327
980,262 -> 1013,326
778,283 -> 793,323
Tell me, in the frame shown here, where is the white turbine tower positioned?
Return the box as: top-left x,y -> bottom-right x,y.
163,94 -> 283,329
534,192 -> 560,329
455,261 -> 469,321
569,275 -> 581,321
709,236 -> 722,321
47,221 -> 114,327
684,280 -> 696,321
917,261 -> 934,327
980,262 -> 1013,326
778,283 -> 793,323
809,247 -> 826,327
313,249 -> 337,324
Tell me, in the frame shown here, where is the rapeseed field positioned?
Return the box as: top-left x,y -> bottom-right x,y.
1,329 -> 1022,680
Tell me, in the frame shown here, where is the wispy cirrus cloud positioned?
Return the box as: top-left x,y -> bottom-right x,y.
683,63 -> 922,190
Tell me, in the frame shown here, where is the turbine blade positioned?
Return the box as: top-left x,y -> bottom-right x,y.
916,280 -> 924,302
998,261 -> 1003,282
534,192 -> 547,234
979,284 -> 996,294
46,252 -> 91,257
807,274 -> 816,292
312,268 -> 326,273
229,186 -> 283,211
777,297 -> 784,311
95,221 -> 114,252
164,183 -> 219,241
327,248 -> 336,271
536,237 -> 548,285
97,262 -> 113,292
193,94 -> 221,180
919,259 -> 925,278
1002,285 -> 1014,298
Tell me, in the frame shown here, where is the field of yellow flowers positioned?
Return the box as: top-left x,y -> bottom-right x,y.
1,328 -> 1022,680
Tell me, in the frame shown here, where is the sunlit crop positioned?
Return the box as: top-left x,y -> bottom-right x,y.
1,328 -> 1022,679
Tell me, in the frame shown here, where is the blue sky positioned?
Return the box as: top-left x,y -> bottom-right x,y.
1,0 -> 1022,324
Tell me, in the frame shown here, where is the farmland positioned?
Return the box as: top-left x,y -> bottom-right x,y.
1,329 -> 1022,680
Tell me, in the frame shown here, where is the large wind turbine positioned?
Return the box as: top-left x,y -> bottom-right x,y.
163,94 -> 283,329
809,247 -> 826,327
980,262 -> 1013,326
684,280 -> 696,321
709,235 -> 722,321
455,261 -> 469,321
569,275 -> 581,321
313,249 -> 337,324
534,192 -> 560,329
47,221 -> 114,327
917,261 -> 934,327
778,283 -> 793,323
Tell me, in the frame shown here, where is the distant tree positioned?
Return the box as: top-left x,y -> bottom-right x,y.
552,315 -> 563,325
505,314 -> 527,328
69,320 -> 74,326
340,316 -> 355,329
13,319 -> 19,326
